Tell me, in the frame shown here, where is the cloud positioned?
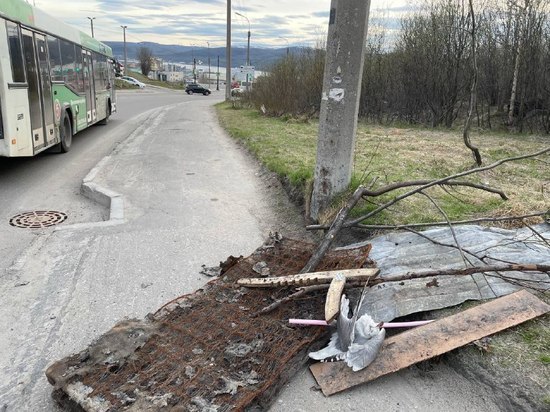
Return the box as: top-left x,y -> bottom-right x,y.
36,0 -> 409,47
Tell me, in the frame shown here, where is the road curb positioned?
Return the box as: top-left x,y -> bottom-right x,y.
55,105 -> 179,232
55,176 -> 125,232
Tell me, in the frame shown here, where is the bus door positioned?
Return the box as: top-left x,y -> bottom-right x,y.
21,29 -> 45,152
82,50 -> 96,124
34,34 -> 55,146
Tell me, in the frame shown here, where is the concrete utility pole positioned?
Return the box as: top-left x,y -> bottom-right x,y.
225,0 -> 232,100
121,25 -> 128,75
217,55 -> 220,91
87,17 -> 95,38
309,0 -> 372,221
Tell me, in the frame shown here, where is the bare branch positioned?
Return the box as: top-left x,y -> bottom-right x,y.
300,185 -> 366,273
419,190 -> 472,267
307,211 -> 549,231
403,227 -> 483,263
360,179 -> 508,199
522,221 -> 550,248
345,147 -> 549,227
377,264 -> 550,284
255,264 -> 550,315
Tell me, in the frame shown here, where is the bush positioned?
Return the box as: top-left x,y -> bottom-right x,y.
249,48 -> 325,118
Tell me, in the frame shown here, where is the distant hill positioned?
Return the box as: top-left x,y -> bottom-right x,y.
104,41 -> 296,70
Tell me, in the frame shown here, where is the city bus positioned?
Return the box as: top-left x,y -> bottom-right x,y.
0,0 -> 116,157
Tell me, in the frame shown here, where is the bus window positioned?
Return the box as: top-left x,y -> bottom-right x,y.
47,36 -> 63,82
75,47 -> 86,94
6,21 -> 25,83
93,52 -> 106,91
60,40 -> 76,90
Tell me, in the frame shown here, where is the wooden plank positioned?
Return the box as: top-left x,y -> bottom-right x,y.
237,268 -> 379,288
325,274 -> 346,322
310,290 -> 550,396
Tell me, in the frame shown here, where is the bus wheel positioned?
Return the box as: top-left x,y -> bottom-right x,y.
59,115 -> 72,153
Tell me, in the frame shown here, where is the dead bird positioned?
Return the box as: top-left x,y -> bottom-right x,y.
309,293 -> 385,372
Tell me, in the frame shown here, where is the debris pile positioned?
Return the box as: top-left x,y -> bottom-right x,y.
46,238 -> 374,411
46,224 -> 550,410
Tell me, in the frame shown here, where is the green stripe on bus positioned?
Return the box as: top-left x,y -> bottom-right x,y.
80,32 -> 113,57
0,0 -> 34,25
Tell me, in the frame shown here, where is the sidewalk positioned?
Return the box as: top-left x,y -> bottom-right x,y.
0,99 -> 501,411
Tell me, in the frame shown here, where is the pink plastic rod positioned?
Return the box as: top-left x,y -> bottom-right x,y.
289,319 -> 329,326
288,319 -> 434,328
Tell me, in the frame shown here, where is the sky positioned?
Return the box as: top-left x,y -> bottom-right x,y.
30,0 -> 414,48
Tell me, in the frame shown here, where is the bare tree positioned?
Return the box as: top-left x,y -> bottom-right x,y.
137,47 -> 153,77
397,0 -> 471,127
507,0 -> 528,126
463,0 -> 483,165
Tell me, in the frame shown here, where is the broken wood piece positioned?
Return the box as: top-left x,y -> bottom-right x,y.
237,268 -> 379,288
310,289 -> 550,396
325,274 -> 346,322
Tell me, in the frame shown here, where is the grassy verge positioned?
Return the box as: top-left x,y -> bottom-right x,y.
216,103 -> 549,226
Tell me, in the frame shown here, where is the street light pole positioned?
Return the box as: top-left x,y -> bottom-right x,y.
207,41 -> 210,86
121,25 -> 127,75
192,44 -> 196,82
235,12 -> 250,66
87,17 -> 95,38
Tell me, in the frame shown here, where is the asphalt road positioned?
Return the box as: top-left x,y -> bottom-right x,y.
0,87 -> 201,278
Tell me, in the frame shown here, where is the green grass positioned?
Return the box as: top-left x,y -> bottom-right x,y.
216,103 -> 549,226
217,104 -> 318,187
489,313 -> 550,389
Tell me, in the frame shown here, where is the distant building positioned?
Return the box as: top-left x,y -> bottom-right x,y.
158,71 -> 184,82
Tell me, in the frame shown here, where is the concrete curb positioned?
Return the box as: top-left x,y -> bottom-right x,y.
54,105 -> 176,232
55,171 -> 125,232
80,154 -> 124,222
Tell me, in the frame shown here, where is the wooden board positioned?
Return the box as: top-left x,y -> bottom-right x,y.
237,268 -> 379,288
310,289 -> 550,396
325,275 -> 346,322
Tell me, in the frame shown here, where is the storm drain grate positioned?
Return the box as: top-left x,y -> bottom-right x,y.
9,211 -> 67,229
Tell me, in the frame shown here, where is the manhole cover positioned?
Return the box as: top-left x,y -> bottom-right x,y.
9,211 -> 67,229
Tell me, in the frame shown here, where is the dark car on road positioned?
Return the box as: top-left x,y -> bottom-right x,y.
185,83 -> 211,95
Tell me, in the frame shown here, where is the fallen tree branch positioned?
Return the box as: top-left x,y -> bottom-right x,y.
523,221 -> 550,249
255,264 -> 550,315
307,211 -> 549,231
300,185 -> 367,274
302,149 -> 548,273
419,190 -> 472,267
345,146 -> 550,227
361,179 -> 507,199
376,264 -> 550,284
